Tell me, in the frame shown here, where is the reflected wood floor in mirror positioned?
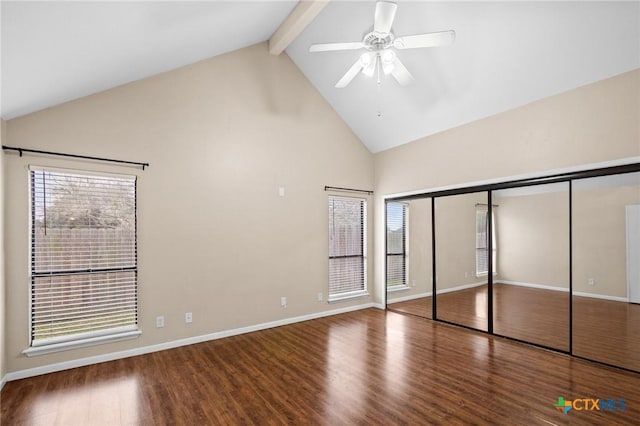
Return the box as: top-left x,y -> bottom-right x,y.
493,284 -> 570,351
574,297 -> 640,371
388,284 -> 640,371
2,308 -> 640,425
387,296 -> 433,318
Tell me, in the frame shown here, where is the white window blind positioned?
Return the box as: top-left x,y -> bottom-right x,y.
386,202 -> 407,288
328,196 -> 367,299
30,167 -> 138,346
476,209 -> 496,276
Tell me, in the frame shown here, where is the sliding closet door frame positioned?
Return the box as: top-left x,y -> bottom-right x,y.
489,183 -> 571,353
431,191 -> 491,332
385,162 -> 640,372
487,192 -> 494,335
431,198 -> 437,320
569,181 -> 573,354
390,164 -> 639,202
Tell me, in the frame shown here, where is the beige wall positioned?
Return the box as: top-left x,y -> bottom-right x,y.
435,192 -> 488,290
374,69 -> 640,300
495,188 -> 570,289
374,70 -> 639,196
573,181 -> 640,298
1,119 -> 5,382
3,42 -> 374,373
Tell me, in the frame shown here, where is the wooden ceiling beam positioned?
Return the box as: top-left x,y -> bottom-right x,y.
269,0 -> 330,55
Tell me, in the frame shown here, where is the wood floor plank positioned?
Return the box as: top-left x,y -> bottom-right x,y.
2,308 -> 639,425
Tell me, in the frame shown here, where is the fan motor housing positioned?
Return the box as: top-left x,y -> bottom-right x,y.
363,31 -> 394,51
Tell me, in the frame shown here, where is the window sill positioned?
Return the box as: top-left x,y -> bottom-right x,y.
387,285 -> 410,293
328,290 -> 370,304
23,330 -> 141,357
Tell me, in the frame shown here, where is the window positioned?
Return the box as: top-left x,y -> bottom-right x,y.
27,167 -> 139,354
476,208 -> 496,276
328,196 -> 367,301
386,202 -> 408,289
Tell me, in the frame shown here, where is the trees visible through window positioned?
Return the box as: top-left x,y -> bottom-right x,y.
328,196 -> 367,300
29,167 -> 138,349
386,202 -> 407,288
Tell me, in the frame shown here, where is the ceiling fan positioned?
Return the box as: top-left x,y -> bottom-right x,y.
309,0 -> 455,88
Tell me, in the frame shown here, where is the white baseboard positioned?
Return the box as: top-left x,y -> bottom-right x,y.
387,292 -> 432,304
387,281 -> 486,303
498,280 -> 569,292
382,281 -> 630,305
572,291 -> 628,302
0,375 -> 6,391
436,281 -> 486,295
4,303 -> 377,384
498,281 -> 628,302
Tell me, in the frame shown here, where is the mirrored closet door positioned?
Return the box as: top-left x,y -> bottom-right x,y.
572,172 -> 640,370
492,183 -> 570,351
386,199 -> 433,319
434,192 -> 489,331
385,163 -> 640,373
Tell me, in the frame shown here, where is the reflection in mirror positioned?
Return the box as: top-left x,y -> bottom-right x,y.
435,192 -> 488,331
386,198 -> 432,319
492,183 -> 570,351
572,172 -> 640,371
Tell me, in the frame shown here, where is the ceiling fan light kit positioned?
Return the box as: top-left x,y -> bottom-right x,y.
309,0 -> 455,88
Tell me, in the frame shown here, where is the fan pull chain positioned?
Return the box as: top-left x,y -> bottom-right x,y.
376,66 -> 383,118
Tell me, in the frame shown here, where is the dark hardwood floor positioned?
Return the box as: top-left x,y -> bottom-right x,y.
387,284 -> 640,371
2,308 -> 639,425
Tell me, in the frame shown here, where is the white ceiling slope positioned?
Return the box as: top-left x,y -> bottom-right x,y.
287,1 -> 640,153
0,0 -> 298,119
2,1 -> 639,154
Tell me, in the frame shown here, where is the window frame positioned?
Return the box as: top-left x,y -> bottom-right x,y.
327,195 -> 369,302
24,166 -> 141,356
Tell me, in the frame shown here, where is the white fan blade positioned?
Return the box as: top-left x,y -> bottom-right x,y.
394,30 -> 456,49
309,42 -> 364,53
362,54 -> 377,77
374,1 -> 397,34
335,58 -> 365,88
390,56 -> 414,86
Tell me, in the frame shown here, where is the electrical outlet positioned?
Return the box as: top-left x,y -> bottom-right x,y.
317,292 -> 323,302
588,278 -> 596,286
185,312 -> 193,323
281,296 -> 287,307
412,280 -> 416,287
156,316 -> 165,328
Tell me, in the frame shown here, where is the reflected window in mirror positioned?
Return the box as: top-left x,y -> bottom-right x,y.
475,206 -> 496,277
386,202 -> 408,290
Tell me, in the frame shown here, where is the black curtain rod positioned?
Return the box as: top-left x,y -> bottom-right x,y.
2,145 -> 150,170
324,186 -> 373,195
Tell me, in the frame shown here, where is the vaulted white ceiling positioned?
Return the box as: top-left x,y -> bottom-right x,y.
0,1 -> 298,118
2,1 -> 639,153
